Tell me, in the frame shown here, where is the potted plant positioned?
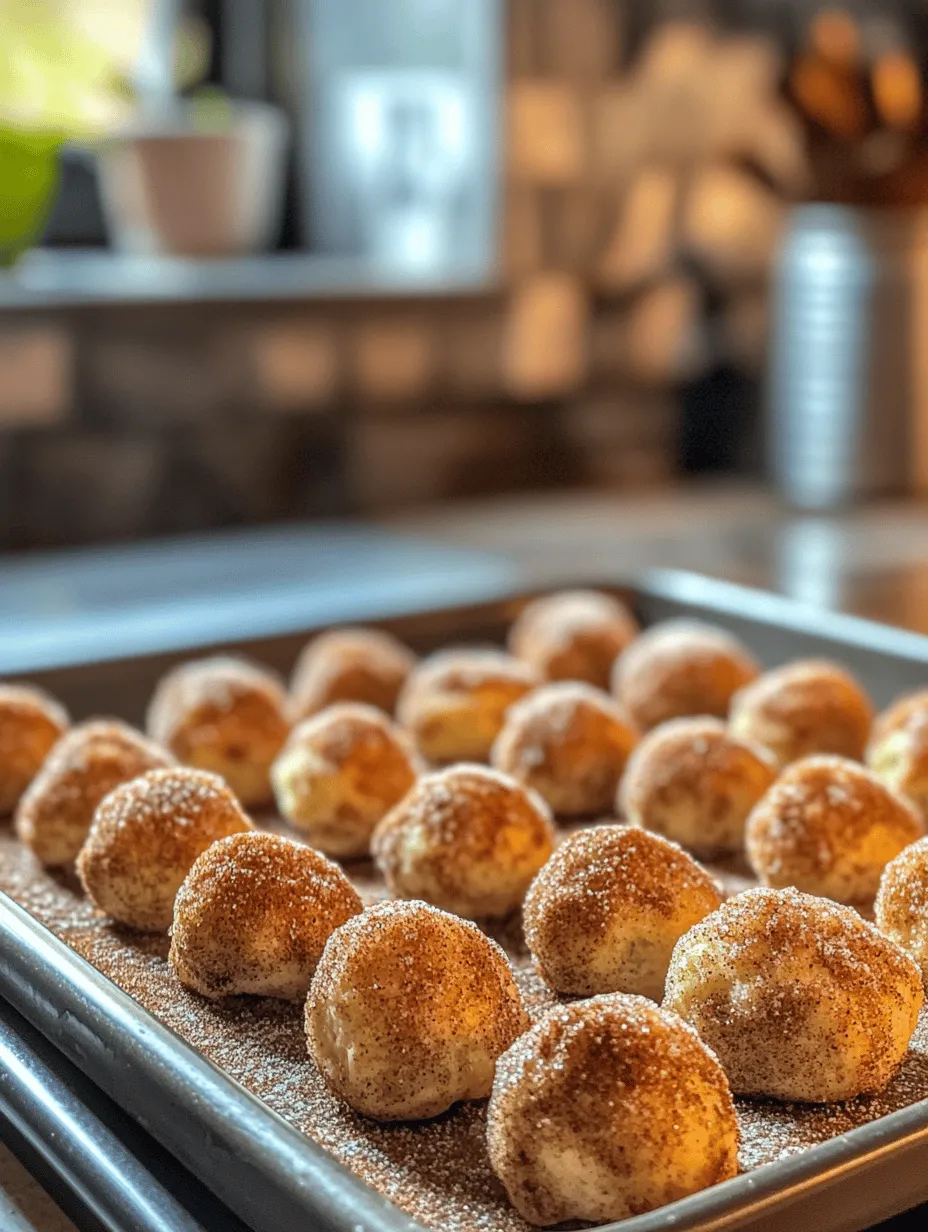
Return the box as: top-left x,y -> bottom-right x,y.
0,0 -> 144,265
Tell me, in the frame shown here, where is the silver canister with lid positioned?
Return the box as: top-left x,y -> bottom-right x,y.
769,204 -> 927,509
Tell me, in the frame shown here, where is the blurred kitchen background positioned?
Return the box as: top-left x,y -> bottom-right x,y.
3,0 -> 928,549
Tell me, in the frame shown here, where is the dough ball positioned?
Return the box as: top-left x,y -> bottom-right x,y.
523,825 -> 722,999
868,691 -> 928,826
397,649 -> 539,765
875,836 -> 928,987
611,620 -> 759,731
507,590 -> 639,688
0,684 -> 69,815
306,899 -> 528,1121
147,655 -> 290,807
170,831 -> 361,1000
619,716 -> 777,857
491,682 -> 638,816
745,755 -> 921,904
271,703 -> 418,857
77,767 -> 253,931
372,765 -> 555,919
729,659 -> 874,767
487,993 -> 738,1226
870,689 -> 928,749
290,627 -> 416,720
15,719 -> 173,866
665,886 -> 923,1102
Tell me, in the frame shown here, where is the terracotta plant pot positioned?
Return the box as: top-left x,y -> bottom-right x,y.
97,102 -> 289,257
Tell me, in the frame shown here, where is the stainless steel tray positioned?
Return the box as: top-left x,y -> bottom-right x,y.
4,569 -> 928,1232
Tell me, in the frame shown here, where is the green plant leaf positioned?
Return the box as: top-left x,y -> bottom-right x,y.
0,126 -> 60,265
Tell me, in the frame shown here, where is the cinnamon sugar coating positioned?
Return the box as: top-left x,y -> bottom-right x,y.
77,767 -> 253,932
524,825 -> 722,999
868,691 -> 928,826
611,619 -> 759,731
271,704 -> 418,857
729,659 -> 874,768
487,993 -> 738,1226
290,627 -> 416,720
620,717 -> 777,857
665,887 -> 924,1102
507,589 -> 639,688
147,655 -> 290,808
745,755 -> 922,904
491,682 -> 638,816
397,649 -> 539,765
15,719 -> 173,866
871,689 -> 928,749
0,683 -> 69,815
306,900 -> 528,1121
170,832 -> 361,1000
875,837 -> 928,987
372,765 -> 555,919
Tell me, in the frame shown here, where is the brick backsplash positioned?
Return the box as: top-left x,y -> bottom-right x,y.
0,325 -> 72,429
0,0 -> 787,549
250,322 -> 341,412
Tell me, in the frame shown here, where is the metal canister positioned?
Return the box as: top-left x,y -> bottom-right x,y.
769,204 -> 918,509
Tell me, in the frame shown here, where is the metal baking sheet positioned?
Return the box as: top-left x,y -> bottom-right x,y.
3,570 -> 928,1232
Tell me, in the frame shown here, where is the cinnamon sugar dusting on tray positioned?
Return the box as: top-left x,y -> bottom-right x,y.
4,817 -> 928,1232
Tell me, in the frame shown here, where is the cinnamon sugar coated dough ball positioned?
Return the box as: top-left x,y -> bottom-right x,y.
524,825 -> 722,999
491,682 -> 638,816
745,755 -> 921,904
147,656 -> 290,808
372,765 -> 555,919
15,720 -> 173,866
620,717 -> 777,857
77,768 -> 253,931
271,704 -> 418,857
487,993 -> 738,1226
290,627 -> 416,720
611,620 -> 759,731
170,832 -> 361,999
875,837 -> 928,986
729,659 -> 874,767
868,691 -> 928,825
665,887 -> 923,1102
396,648 -> 540,764
870,689 -> 928,749
0,684 -> 69,815
507,589 -> 639,688
306,899 -> 528,1121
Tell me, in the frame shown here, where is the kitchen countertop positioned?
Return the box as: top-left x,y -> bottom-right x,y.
388,483 -> 928,631
0,1145 -> 76,1232
7,484 -> 928,680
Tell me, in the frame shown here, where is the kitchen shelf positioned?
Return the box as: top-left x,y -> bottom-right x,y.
0,249 -> 497,311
